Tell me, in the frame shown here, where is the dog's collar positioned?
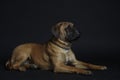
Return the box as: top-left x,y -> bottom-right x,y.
50,39 -> 71,50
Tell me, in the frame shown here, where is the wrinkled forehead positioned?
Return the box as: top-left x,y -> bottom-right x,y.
57,22 -> 74,28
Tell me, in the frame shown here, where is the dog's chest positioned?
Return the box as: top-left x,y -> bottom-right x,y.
62,50 -> 71,64
64,49 -> 69,53
53,45 -> 72,64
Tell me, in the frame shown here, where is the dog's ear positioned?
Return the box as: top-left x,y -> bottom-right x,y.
52,23 -> 62,38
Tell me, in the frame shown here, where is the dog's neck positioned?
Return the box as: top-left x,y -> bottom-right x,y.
50,38 -> 72,50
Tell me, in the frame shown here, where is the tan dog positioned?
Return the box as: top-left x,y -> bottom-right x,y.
6,22 -> 107,75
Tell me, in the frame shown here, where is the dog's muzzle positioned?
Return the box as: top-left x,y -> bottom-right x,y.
65,26 -> 80,42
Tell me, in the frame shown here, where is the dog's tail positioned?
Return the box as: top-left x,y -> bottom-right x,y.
5,59 -> 13,70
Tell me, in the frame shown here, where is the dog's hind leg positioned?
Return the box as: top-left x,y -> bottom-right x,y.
10,54 -> 29,71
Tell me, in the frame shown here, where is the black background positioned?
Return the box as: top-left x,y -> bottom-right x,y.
0,0 -> 120,80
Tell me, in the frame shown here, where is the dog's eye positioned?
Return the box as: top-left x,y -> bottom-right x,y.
65,26 -> 74,35
65,26 -> 72,31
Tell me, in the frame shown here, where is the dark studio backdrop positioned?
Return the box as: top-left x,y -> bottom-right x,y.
0,0 -> 120,80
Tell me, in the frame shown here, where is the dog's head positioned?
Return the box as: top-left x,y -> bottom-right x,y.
52,22 -> 80,42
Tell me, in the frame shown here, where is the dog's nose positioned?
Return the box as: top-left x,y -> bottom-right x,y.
76,30 -> 80,35
76,30 -> 80,38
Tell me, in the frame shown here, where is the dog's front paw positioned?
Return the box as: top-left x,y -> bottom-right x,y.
100,66 -> 107,70
76,70 -> 92,75
84,70 -> 92,75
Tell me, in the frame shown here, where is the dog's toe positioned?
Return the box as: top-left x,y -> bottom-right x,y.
80,70 -> 92,75
85,71 -> 92,75
101,66 -> 107,70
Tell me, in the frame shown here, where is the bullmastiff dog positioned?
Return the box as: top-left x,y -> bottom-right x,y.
6,22 -> 107,75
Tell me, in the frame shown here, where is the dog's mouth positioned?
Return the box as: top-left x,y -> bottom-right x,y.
66,33 -> 80,42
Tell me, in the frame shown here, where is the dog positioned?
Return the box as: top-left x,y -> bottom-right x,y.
6,22 -> 107,75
